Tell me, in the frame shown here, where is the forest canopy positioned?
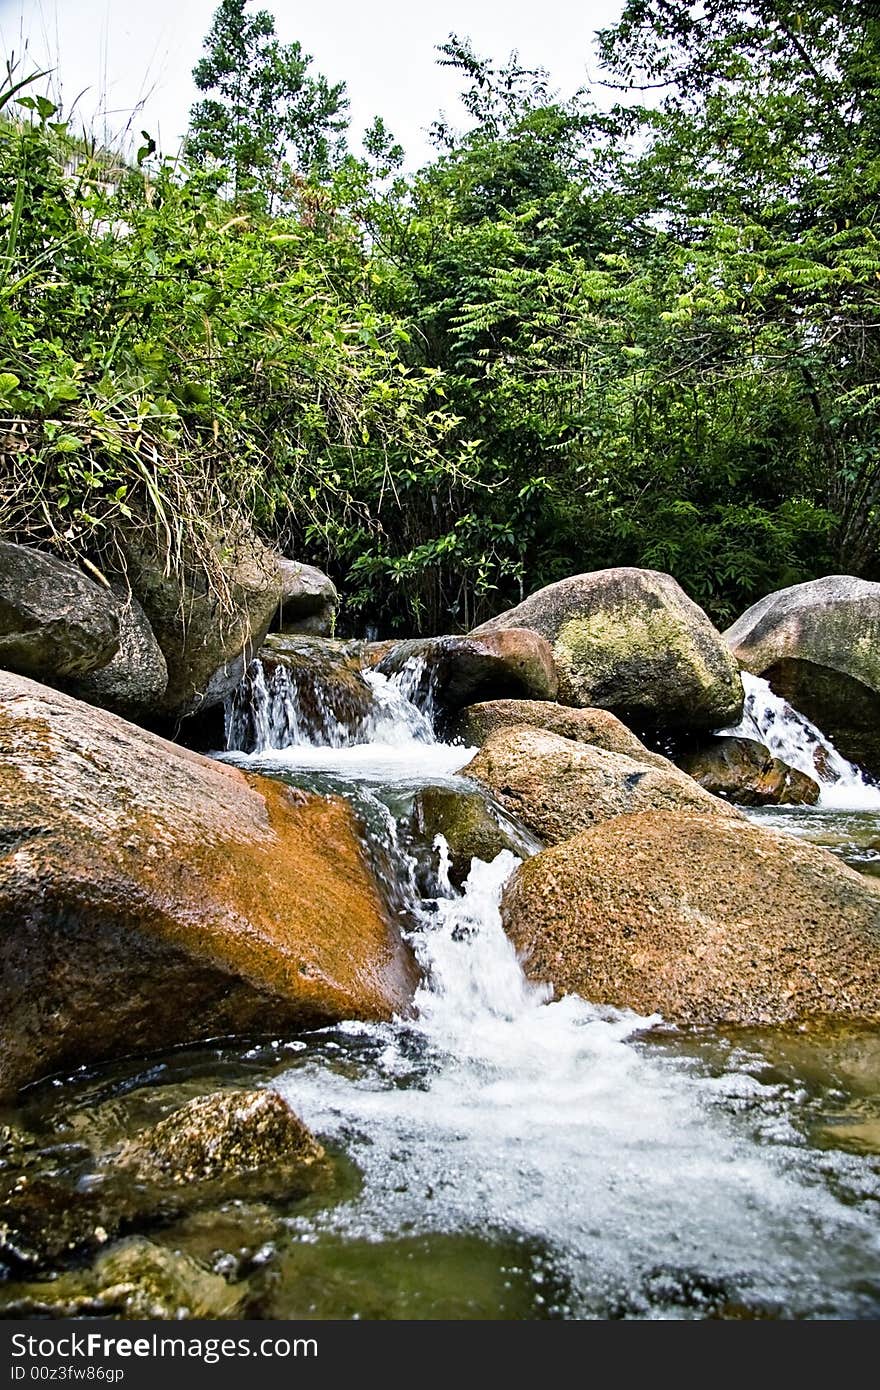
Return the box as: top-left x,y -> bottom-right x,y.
1,0 -> 878,633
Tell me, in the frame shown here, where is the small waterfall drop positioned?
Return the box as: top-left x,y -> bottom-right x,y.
719,673 -> 880,809
225,655 -> 436,754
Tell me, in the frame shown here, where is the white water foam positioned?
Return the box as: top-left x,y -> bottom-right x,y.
276,849 -> 880,1319
719,673 -> 880,810
225,657 -> 436,754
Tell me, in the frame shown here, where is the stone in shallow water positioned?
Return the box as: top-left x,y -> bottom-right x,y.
0,670 -> 417,1101
502,810 -> 880,1027
114,1089 -> 326,1190
0,1237 -> 245,1319
676,736 -> 820,806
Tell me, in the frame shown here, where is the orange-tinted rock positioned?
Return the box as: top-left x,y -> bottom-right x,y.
0,672 -> 417,1101
502,811 -> 880,1027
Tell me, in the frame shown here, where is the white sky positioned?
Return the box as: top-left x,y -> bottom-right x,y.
0,0 -> 624,166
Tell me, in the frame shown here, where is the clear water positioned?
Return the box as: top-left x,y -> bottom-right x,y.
4,663 -> 879,1320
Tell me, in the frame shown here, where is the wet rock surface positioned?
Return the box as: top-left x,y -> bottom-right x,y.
725,575 -> 880,777
377,630 -> 558,712
408,785 -> 539,889
502,810 -> 880,1026
676,736 -> 820,806
0,671 -> 417,1100
114,1089 -> 326,1191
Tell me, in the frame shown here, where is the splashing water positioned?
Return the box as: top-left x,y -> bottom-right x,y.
718,673 -> 880,810
276,848 -> 880,1319
225,656 -> 436,756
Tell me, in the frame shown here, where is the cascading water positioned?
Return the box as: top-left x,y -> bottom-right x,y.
225,655 -> 437,754
214,653 -> 880,1318
719,672 -> 880,810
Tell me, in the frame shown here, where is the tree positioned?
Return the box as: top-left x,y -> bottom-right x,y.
187,0 -> 348,207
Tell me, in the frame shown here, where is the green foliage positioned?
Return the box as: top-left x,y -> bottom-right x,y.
187,0 -> 348,206
3,4 -> 879,634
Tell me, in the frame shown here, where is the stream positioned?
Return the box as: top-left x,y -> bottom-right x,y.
2,667 -> 879,1319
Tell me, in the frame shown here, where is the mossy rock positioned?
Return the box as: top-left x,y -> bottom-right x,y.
473,568 -> 743,734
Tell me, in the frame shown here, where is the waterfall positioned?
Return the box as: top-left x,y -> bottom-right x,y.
225,655 -> 436,754
718,673 -> 880,809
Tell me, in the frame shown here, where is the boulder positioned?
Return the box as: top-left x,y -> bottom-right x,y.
725,576 -> 880,777
462,726 -> 738,845
114,1089 -> 325,1191
0,541 -> 119,679
376,630 -> 558,713
473,568 -> 743,732
408,785 -> 539,890
0,672 -> 417,1101
502,811 -> 880,1027
71,584 -> 168,720
275,558 -> 338,636
120,523 -> 282,722
676,737 -> 820,806
454,699 -> 672,769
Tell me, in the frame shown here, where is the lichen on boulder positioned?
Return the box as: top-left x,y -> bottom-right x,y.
473,568 -> 743,733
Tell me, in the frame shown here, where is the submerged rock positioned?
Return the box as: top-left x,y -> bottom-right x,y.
455,699 -> 672,769
0,672 -> 417,1101
115,1090 -> 326,1192
676,737 -> 820,806
0,541 -> 119,680
725,576 -> 880,777
1,1237 -> 245,1318
275,558 -> 338,637
473,568 -> 743,733
502,811 -> 880,1027
463,726 -> 738,845
408,785 -> 538,890
377,630 -> 558,712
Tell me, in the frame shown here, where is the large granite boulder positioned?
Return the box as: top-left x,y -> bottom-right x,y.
502,811 -> 880,1026
0,672 -> 416,1101
71,584 -> 168,720
725,576 -> 880,777
473,568 -> 743,733
120,524 -> 282,722
462,726 -> 738,845
454,699 -> 672,769
0,541 -> 119,679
